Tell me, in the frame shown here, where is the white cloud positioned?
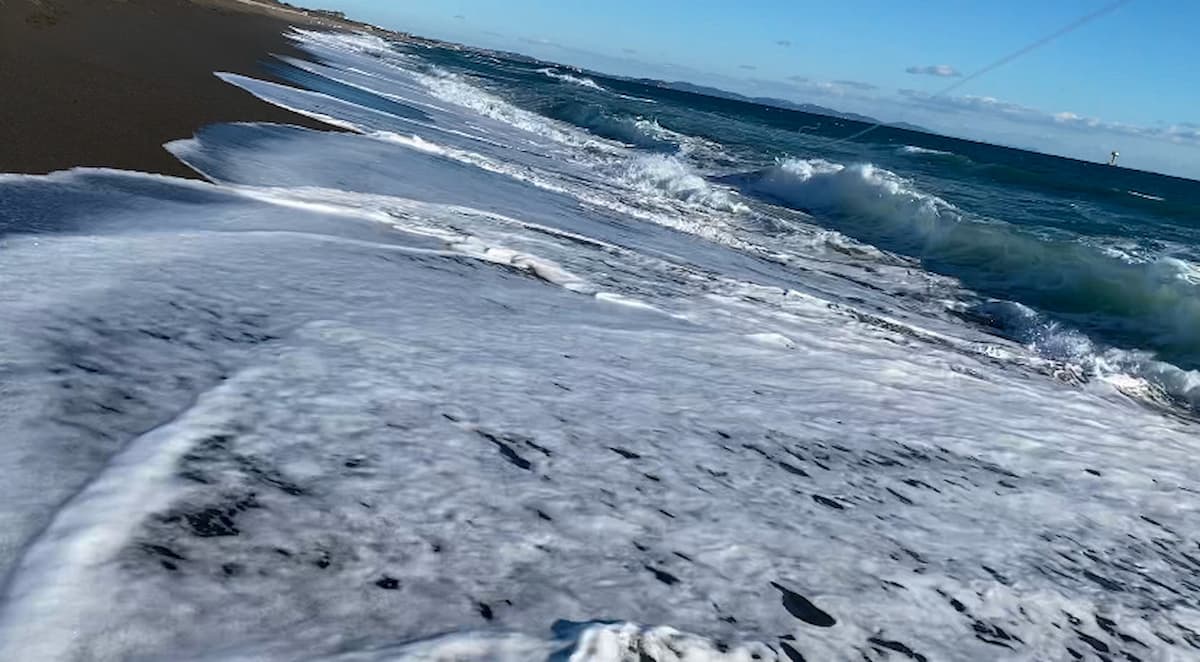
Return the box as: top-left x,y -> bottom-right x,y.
1050,112 -> 1200,144
898,89 -> 1039,118
897,90 -> 1200,148
768,77 -> 884,99
905,64 -> 961,78
519,36 -> 560,47
1052,111 -> 1101,128
1131,124 -> 1200,145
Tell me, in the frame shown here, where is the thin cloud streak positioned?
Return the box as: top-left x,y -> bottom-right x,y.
833,79 -> 878,91
898,89 -> 1200,147
905,64 -> 961,77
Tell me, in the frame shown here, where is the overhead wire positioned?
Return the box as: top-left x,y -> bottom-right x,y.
818,0 -> 1133,149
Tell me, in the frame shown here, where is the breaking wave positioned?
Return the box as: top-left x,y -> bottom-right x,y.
537,67 -> 606,92
414,68 -> 613,151
721,157 -> 1200,393
964,300 -> 1200,410
622,154 -> 747,212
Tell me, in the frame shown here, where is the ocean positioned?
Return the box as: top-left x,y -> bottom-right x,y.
0,29 -> 1198,661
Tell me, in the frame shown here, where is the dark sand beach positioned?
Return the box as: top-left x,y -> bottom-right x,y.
0,0 -> 356,178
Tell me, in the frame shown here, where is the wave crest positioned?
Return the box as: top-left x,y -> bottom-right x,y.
537,67 -> 606,91
723,157 -> 1200,395
416,69 -> 616,151
544,101 -> 677,151
965,300 -> 1200,410
740,158 -> 958,229
622,155 -> 746,212
898,145 -> 954,157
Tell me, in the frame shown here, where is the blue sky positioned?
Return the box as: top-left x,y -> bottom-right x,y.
318,1 -> 1199,178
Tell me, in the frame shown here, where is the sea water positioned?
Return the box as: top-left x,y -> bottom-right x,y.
0,29 -> 1199,661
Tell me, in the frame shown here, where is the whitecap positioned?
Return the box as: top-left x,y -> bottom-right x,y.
537,66 -> 606,92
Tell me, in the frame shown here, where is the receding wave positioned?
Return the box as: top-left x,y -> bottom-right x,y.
719,158 -> 1200,392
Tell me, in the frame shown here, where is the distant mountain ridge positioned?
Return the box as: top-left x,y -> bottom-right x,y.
640,80 -> 932,133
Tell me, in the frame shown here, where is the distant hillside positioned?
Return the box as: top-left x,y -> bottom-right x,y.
889,121 -> 933,133
636,80 -> 931,133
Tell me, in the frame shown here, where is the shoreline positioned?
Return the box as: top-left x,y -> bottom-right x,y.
0,0 -> 388,179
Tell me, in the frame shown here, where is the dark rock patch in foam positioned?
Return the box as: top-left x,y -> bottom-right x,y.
477,430 -> 533,471
375,576 -> 399,590
770,582 -> 835,627
645,566 -> 680,586
158,492 -> 260,537
868,637 -> 927,661
811,494 -> 843,510
524,438 -> 554,457
779,641 -> 808,661
609,446 -> 641,460
778,461 -> 809,477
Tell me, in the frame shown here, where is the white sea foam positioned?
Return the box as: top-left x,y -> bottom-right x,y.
621,154 -> 746,213
416,68 -> 617,152
537,66 -> 607,92
2,28 -> 1200,662
966,299 -> 1200,409
6,169 -> 1196,659
1127,189 -> 1165,201
898,145 -> 953,156
0,370 -> 272,660
732,158 -> 1200,400
749,158 -> 957,226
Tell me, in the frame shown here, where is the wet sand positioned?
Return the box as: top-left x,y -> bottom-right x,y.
0,0 -> 360,178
